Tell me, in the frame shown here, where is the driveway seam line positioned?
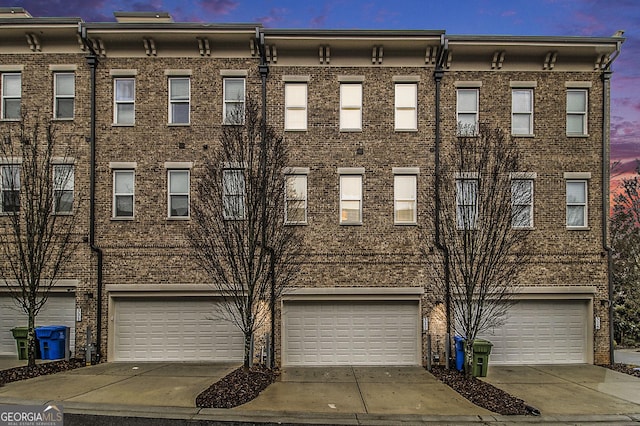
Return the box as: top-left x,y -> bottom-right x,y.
352,366 -> 368,414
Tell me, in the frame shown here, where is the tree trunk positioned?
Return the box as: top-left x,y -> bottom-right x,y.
27,307 -> 36,367
243,332 -> 252,369
464,339 -> 474,378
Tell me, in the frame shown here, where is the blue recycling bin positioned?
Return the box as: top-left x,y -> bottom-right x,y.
35,325 -> 68,360
454,335 -> 465,372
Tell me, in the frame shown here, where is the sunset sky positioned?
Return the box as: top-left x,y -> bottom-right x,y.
2,0 -> 638,177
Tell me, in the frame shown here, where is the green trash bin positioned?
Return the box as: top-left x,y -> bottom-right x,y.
10,327 -> 40,360
472,339 -> 493,377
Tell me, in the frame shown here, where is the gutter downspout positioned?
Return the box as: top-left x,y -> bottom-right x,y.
603,38 -> 623,365
80,24 -> 103,363
433,35 -> 451,369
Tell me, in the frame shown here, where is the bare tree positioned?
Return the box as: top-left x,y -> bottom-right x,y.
430,123 -> 532,375
187,100 -> 300,369
0,118 -> 80,366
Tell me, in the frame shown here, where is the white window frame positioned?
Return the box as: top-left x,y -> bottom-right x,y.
167,169 -> 190,219
339,172 -> 363,225
566,180 -> 588,228
394,83 -> 417,131
53,72 -> 75,120
1,164 -> 20,214
457,88 -> 478,135
284,83 -> 307,131
339,83 -> 362,131
168,77 -> 190,125
223,78 -> 245,125
113,169 -> 135,219
114,77 -> 135,125
284,173 -> 307,224
567,89 -> 588,136
1,73 -> 21,120
456,177 -> 478,230
223,168 -> 246,220
394,174 -> 417,225
512,89 -> 533,136
511,179 -> 533,229
53,164 -> 74,214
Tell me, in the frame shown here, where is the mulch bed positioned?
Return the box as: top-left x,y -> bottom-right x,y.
195,364 -> 277,408
430,366 -> 532,415
0,359 -> 85,386
603,363 -> 640,378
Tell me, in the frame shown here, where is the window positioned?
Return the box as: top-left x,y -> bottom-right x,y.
54,73 -> 74,119
223,78 -> 245,124
394,175 -> 417,224
114,78 -> 135,125
512,89 -> 533,135
456,178 -> 478,229
340,174 -> 362,224
169,77 -> 190,124
457,89 -> 478,135
223,169 -> 245,220
511,179 -> 533,228
566,180 -> 587,228
1,73 -> 21,120
53,164 -> 74,214
168,170 -> 189,218
395,83 -> 417,131
567,89 -> 587,135
285,174 -> 307,224
285,83 -> 307,130
113,170 -> 134,218
1,165 -> 19,213
340,83 -> 362,131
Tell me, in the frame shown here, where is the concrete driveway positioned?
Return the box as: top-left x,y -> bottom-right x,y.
615,348 -> 640,365
483,364 -> 640,415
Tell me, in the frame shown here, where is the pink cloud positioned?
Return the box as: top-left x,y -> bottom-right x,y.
199,0 -> 238,16
255,8 -> 288,27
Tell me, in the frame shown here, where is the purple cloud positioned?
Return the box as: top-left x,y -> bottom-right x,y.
11,0 -> 112,21
199,0 -> 238,16
255,8 -> 288,27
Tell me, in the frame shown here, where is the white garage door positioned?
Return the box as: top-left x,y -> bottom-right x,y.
480,300 -> 588,364
0,294 -> 76,356
113,297 -> 244,361
283,300 -> 420,366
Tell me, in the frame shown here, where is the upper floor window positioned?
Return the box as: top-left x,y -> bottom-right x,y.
340,173 -> 362,224
168,170 -> 189,218
53,164 -> 74,214
223,78 -> 245,125
114,78 -> 135,125
1,164 -> 20,213
169,77 -> 190,125
566,180 -> 587,228
457,89 -> 478,135
285,173 -> 307,224
1,73 -> 21,120
511,179 -> 533,228
456,177 -> 478,230
340,83 -> 362,131
54,73 -> 74,120
512,89 -> 533,135
567,89 -> 588,136
223,168 -> 246,220
394,83 -> 417,131
394,174 -> 417,224
284,83 -> 307,131
113,169 -> 134,218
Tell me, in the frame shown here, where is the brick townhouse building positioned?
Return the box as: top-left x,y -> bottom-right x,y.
0,8 -> 623,367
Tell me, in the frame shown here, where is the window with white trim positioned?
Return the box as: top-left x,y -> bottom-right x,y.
511,179 -> 533,228
113,170 -> 134,218
53,164 -> 74,214
394,83 -> 417,131
114,78 -> 135,125
340,83 -> 362,131
512,89 -> 533,135
223,78 -> 245,125
567,89 -> 587,135
1,73 -> 21,120
168,170 -> 189,218
456,178 -> 478,229
457,88 -> 478,135
285,174 -> 307,224
169,77 -> 190,124
394,175 -> 417,224
566,180 -> 587,228
1,164 -> 19,213
54,73 -> 74,120
340,174 -> 362,224
285,83 -> 307,130
223,168 -> 245,220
